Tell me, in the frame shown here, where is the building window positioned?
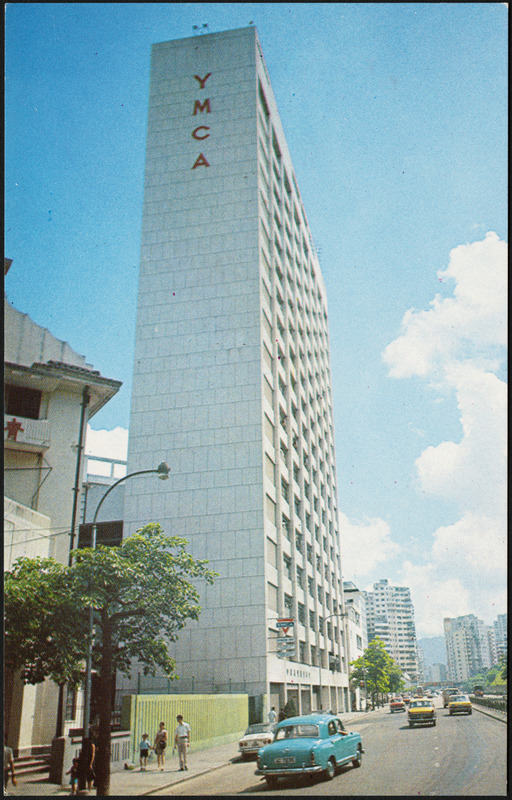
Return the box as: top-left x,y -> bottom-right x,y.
296,565 -> 304,589
5,384 -> 42,420
78,521 -> 123,548
283,555 -> 292,580
65,686 -> 78,721
266,537 -> 278,569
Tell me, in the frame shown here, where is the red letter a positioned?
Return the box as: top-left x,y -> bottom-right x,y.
192,153 -> 210,169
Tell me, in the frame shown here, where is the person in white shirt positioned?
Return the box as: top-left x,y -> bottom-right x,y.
268,706 -> 277,724
174,715 -> 191,771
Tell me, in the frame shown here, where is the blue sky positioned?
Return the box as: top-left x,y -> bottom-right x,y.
5,3 -> 507,637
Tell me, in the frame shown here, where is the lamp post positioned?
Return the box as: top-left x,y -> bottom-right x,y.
79,461 -> 169,791
318,612 -> 347,712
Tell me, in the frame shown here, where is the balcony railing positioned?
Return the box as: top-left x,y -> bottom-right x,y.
4,415 -> 51,451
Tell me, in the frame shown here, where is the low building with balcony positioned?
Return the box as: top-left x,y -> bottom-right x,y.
4,260 -> 122,753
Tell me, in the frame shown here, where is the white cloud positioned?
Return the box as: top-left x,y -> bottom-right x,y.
339,512 -> 401,581
399,561 -> 471,638
382,232 -> 507,379
85,425 -> 129,460
379,232 -> 507,636
415,362 -> 507,516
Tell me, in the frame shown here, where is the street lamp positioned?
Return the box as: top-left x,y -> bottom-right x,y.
318,612 -> 347,712
79,462 -> 169,790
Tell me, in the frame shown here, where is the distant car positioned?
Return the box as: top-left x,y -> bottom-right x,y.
408,698 -> 437,727
390,698 -> 406,713
442,687 -> 460,707
473,685 -> 484,697
255,713 -> 364,789
402,696 -> 411,705
448,694 -> 472,715
239,723 -> 276,759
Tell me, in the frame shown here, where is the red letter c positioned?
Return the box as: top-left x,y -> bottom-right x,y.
192,126 -> 211,140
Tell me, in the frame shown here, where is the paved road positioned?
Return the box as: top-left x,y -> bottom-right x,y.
154,702 -> 506,795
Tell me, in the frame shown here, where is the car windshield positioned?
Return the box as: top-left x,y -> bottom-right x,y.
451,696 -> 468,702
245,724 -> 271,735
275,724 -> 319,740
409,700 -> 429,707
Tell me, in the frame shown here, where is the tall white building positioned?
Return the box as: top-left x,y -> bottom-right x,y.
444,614 -> 492,682
123,27 -> 349,716
493,613 -> 507,660
363,579 -> 419,680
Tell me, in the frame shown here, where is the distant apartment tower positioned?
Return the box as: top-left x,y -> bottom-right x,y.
424,662 -> 447,683
493,613 -> 507,660
363,579 -> 419,680
123,27 -> 348,715
444,614 -> 492,682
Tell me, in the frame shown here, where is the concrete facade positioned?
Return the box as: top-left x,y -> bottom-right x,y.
444,614 -> 493,682
123,27 -> 348,716
364,579 -> 419,681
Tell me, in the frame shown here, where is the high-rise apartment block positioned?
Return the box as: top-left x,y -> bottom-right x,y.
123,27 -> 348,715
363,579 -> 419,680
493,613 -> 507,661
444,614 -> 492,682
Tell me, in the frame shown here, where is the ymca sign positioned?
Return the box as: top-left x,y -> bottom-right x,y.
191,72 -> 212,169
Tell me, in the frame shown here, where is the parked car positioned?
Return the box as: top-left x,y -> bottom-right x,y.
255,713 -> 364,789
390,697 -> 406,713
442,687 -> 460,708
239,723 -> 276,759
408,698 -> 437,727
448,694 -> 472,715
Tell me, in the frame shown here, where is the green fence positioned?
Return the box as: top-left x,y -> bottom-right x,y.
122,694 -> 249,763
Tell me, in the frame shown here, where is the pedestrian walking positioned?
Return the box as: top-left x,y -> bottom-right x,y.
174,714 -> 191,771
139,733 -> 152,771
268,706 -> 277,724
278,707 -> 286,722
65,757 -> 80,795
3,737 -> 16,794
154,722 -> 168,771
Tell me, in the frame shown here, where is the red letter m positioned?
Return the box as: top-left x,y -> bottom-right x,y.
193,99 -> 211,115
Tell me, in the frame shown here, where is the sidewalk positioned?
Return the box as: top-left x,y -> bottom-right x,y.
7,709 -> 375,797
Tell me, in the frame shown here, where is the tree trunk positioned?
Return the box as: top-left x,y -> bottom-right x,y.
95,612 -> 113,796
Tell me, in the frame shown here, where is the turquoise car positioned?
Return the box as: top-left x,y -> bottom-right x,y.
255,713 -> 364,788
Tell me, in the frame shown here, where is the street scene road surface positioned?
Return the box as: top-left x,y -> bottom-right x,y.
152,702 -> 506,796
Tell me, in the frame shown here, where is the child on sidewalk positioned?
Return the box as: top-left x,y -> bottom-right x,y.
66,757 -> 79,795
139,734 -> 152,771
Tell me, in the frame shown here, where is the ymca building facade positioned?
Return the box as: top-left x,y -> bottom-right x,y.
122,26 -> 351,716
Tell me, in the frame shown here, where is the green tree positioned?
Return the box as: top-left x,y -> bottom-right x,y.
349,638 -> 396,709
387,661 -> 405,694
4,524 -> 217,796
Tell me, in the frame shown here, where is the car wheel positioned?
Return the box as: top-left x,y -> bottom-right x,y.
449,710 -> 453,715
352,746 -> 362,768
265,776 -> 278,789
324,757 -> 336,781
468,710 -> 472,715
408,721 -> 414,728
432,719 -> 436,727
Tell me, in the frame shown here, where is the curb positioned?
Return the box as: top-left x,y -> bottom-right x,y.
472,705 -> 507,724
